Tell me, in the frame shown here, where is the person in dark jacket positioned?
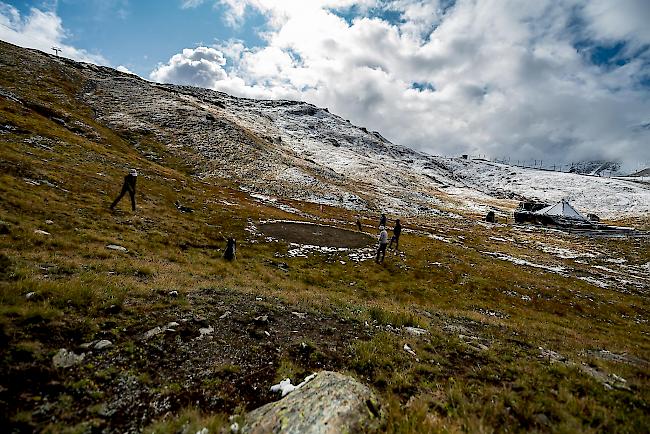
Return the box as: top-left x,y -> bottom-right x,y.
110,169 -> 137,211
224,238 -> 236,261
388,219 -> 401,251
379,213 -> 387,228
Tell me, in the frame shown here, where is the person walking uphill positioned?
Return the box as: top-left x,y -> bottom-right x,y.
375,226 -> 389,264
110,169 -> 138,211
388,219 -> 401,251
379,213 -> 387,228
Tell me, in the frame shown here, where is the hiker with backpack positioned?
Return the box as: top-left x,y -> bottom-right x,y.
110,168 -> 138,211
375,226 -> 388,264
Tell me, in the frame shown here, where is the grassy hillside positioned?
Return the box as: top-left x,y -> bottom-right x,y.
1,41 -> 649,433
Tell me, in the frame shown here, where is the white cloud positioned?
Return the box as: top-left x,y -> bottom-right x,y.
0,3 -> 108,64
150,47 -> 228,88
160,0 -> 650,166
116,65 -> 136,75
582,0 -> 650,51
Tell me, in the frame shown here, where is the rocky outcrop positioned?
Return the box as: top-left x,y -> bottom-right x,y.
240,371 -> 382,434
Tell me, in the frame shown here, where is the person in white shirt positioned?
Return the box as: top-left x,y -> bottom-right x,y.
375,226 -> 388,263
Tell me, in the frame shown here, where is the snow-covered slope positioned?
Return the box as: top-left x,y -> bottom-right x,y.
72,60 -> 650,219
435,159 -> 650,218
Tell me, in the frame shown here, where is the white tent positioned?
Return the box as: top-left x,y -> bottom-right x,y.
534,199 -> 587,221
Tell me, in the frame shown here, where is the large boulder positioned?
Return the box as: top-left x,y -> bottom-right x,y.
240,371 -> 382,434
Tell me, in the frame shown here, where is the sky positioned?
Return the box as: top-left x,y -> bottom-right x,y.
1,0 -> 649,170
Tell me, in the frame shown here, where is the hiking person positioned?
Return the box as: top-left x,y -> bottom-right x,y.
110,169 -> 137,211
356,217 -> 362,231
375,226 -> 388,264
388,219 -> 402,251
224,237 -> 236,261
379,213 -> 387,228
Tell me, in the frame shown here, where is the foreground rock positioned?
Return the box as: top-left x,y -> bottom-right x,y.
240,371 -> 382,434
52,349 -> 84,368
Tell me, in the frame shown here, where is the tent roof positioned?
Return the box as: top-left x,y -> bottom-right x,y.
534,200 -> 587,220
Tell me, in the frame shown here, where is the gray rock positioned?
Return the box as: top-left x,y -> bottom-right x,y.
403,326 -> 428,336
94,339 -> 113,350
198,325 -> 214,336
34,229 -> 50,236
106,244 -> 128,252
534,413 -> 550,426
53,348 -> 85,368
144,326 -> 163,339
240,371 -> 382,434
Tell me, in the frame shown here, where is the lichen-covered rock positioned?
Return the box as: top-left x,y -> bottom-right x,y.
240,371 -> 382,434
52,348 -> 84,368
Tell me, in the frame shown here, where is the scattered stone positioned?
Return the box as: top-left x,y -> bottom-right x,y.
253,315 -> 268,323
534,413 -> 551,426
538,347 -> 567,363
94,339 -> 113,350
34,229 -> 50,236
442,324 -> 470,334
291,311 -> 307,319
403,343 -> 417,357
403,326 -> 428,336
45,220 -> 54,224
219,311 -> 231,319
579,364 -> 630,391
241,371 -> 382,434
168,290 -> 179,297
79,341 -> 95,349
585,349 -> 650,369
25,292 -> 37,300
53,348 -> 84,368
459,334 -> 489,351
199,326 -> 214,336
166,321 -> 180,329
144,326 -> 163,339
196,428 -> 209,434
106,244 -> 127,252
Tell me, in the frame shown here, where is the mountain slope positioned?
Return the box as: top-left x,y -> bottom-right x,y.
2,40 -> 649,220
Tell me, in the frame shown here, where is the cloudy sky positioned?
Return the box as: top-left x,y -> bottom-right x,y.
2,1 -> 649,169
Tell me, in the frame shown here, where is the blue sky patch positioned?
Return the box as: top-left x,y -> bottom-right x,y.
411,82 -> 435,92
